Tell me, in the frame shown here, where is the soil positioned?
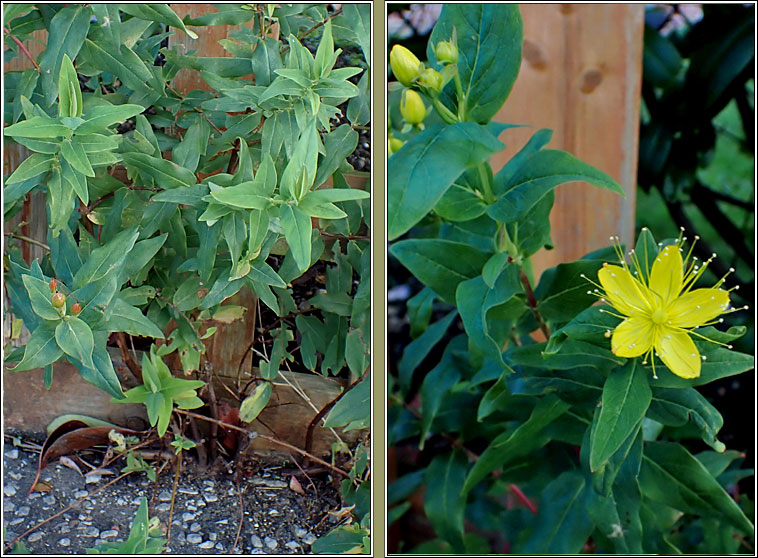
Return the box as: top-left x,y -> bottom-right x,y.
3,440 -> 344,555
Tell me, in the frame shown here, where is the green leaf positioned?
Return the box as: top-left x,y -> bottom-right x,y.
9,321 -> 63,372
398,310 -> 457,392
488,150 -> 624,224
122,152 -> 196,189
222,212 -> 247,268
533,249 -> 616,325
388,122 -> 504,239
77,340 -> 125,399
344,329 -> 368,377
456,265 -> 523,368
21,275 -> 60,321
463,396 -> 570,493
390,239 -> 489,304
76,104 -> 145,135
521,471 -> 594,554
183,5 -> 255,26
508,339 -> 625,371
640,441 -> 753,534
118,4 -> 198,39
60,138 -> 94,177
72,273 -> 118,321
341,4 -> 370,64
55,316 -> 94,369
647,387 -> 725,452
172,119 -> 210,173
589,360 -> 652,472
48,227 -> 82,286
79,39 -> 156,100
5,153 -> 54,184
434,184 -> 488,223
493,128 -> 554,196
314,124 -> 359,187
309,292 -> 353,317
324,373 -> 370,431
4,116 -> 71,139
279,204 -> 312,272
106,298 -> 164,339
38,5 -> 91,106
250,36 -> 283,87
210,180 -> 272,210
647,346 -> 755,388
58,54 -> 82,118
73,227 -> 139,289
310,523 -> 369,555
428,5 -> 522,124
239,382 -> 272,423
419,342 -> 462,447
424,450 -> 468,553
477,372 -> 510,422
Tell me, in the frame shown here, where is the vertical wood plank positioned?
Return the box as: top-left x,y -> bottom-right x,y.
168,4 -> 233,93
4,30 -> 48,264
490,4 -> 644,277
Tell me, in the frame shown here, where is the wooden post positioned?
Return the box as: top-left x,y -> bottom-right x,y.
490,4 -> 644,277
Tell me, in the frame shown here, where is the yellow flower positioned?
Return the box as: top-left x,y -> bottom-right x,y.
390,45 -> 423,87
583,228 -> 747,379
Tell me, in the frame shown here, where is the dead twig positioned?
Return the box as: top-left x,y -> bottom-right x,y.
173,409 -> 350,478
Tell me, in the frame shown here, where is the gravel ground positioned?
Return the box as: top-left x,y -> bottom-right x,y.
3,442 -> 343,554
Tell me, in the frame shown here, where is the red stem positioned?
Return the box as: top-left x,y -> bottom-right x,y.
509,483 -> 538,514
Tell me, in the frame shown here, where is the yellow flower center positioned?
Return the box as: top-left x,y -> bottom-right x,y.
651,306 -> 667,325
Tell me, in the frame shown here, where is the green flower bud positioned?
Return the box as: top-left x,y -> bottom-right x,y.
390,45 -> 422,87
400,89 -> 426,125
436,40 -> 458,64
388,137 -> 405,155
51,292 -> 66,308
418,68 -> 444,93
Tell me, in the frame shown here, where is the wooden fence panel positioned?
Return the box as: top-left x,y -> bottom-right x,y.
491,4 -> 644,277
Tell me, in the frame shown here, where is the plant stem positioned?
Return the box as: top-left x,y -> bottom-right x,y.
520,268 -> 551,339
430,96 -> 458,125
173,408 -> 351,477
166,450 -> 181,544
454,72 -> 465,120
3,27 -> 40,72
479,163 -> 495,205
3,233 -> 49,251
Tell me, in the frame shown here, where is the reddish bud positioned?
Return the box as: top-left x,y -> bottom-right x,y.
49,279 -> 58,292
71,303 -> 82,315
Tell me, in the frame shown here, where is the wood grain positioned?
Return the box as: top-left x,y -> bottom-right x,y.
490,4 -> 644,278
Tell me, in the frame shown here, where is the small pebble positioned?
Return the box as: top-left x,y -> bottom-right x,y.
190,522 -> 201,532
131,497 -> 142,505
156,503 -> 171,512
158,490 -> 172,502
302,533 -> 317,545
285,541 -> 301,551
84,474 -> 102,484
28,492 -> 41,500
58,524 -> 71,534
8,472 -> 22,481
74,490 -> 88,499
5,502 -> 16,512
209,532 -> 217,541
182,512 -> 195,522
59,538 -> 71,547
215,542 -> 224,551
215,519 -> 228,525
83,526 -> 100,538
178,488 -> 198,495
268,509 -> 280,516
203,493 -> 218,503
252,477 -> 287,489
101,530 -> 118,539
116,497 -> 127,506
43,494 -> 56,506
203,480 -> 214,486
9,518 -> 23,526
187,533 -> 203,544
264,536 -> 278,550
199,541 -> 214,549
251,534 -> 264,548
5,449 -> 19,459
15,506 -> 30,517
4,484 -> 18,497
251,549 -> 266,555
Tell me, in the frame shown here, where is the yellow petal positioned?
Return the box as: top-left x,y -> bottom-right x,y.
666,288 -> 731,328
598,265 -> 652,317
648,244 -> 683,307
655,328 -> 701,379
611,317 -> 655,357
